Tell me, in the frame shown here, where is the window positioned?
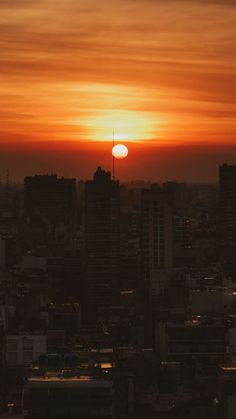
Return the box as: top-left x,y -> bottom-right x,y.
7,352 -> 18,365
7,339 -> 18,351
23,338 -> 33,350
23,351 -> 33,365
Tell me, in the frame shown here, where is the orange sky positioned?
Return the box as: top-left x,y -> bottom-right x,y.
0,0 -> 236,181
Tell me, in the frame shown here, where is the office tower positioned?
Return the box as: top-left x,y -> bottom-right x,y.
24,174 -> 77,230
140,187 -> 173,346
5,334 -> 46,367
219,365 -> 236,419
23,375 -> 114,419
0,235 -> 17,270
219,164 -> 236,241
219,164 -> 236,279
141,187 -> 173,283
120,208 -> 140,291
85,167 -> 120,322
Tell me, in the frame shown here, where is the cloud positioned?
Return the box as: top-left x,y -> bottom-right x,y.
0,0 -> 235,146
194,0 -> 236,5
129,0 -> 236,5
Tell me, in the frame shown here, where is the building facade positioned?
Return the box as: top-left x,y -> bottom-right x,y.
85,167 -> 120,322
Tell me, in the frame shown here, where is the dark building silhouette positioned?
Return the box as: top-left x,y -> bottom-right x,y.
219,164 -> 236,279
140,187 -> 173,345
24,174 -> 77,230
141,187 -> 173,281
220,164 -> 236,241
23,375 -> 114,418
85,167 -> 120,322
120,208 -> 140,291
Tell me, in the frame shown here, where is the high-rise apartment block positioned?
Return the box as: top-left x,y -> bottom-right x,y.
24,174 -> 77,229
23,376 -> 114,419
141,187 -> 173,281
85,167 -> 120,322
219,164 -> 236,240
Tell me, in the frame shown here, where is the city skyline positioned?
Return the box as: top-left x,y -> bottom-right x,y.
1,141 -> 236,183
0,163 -> 236,416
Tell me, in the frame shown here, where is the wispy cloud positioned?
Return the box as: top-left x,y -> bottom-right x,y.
0,0 -> 235,144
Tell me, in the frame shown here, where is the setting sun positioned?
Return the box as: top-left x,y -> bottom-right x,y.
112,144 -> 128,159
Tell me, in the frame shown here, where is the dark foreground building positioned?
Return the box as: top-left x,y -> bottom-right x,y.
219,164 -> 236,279
23,375 -> 114,419
85,167 -> 120,322
219,164 -> 236,241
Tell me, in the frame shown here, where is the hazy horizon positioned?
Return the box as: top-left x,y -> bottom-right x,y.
0,140 -> 235,184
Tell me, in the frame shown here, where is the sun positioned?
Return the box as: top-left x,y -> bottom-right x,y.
112,144 -> 128,159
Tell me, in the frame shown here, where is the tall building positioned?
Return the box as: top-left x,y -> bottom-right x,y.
85,167 -> 120,322
219,365 -> 236,419
219,164 -> 236,279
219,164 -> 236,241
141,187 -> 173,283
24,174 -> 77,230
5,334 -> 46,367
23,375 -> 114,419
140,187 -> 173,345
120,208 -> 140,291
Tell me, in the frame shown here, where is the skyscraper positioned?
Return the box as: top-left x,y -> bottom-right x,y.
219,164 -> 236,279
141,187 -> 173,283
24,174 -> 77,229
23,375 -> 114,419
219,164 -> 236,241
140,186 -> 173,345
85,167 -> 120,322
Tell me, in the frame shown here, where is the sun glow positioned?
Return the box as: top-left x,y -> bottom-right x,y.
85,109 -> 157,142
70,83 -> 159,142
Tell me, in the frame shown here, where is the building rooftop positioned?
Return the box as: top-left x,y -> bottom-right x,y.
220,364 -> 236,372
27,375 -> 113,388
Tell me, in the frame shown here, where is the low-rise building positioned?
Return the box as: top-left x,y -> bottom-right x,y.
5,334 -> 46,367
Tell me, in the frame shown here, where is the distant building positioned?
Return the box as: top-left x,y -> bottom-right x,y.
165,324 -> 227,363
85,167 -> 120,322
120,208 -> 140,291
24,174 -> 77,230
141,187 -> 173,281
140,187 -> 173,346
23,375 -> 114,419
219,164 -> 236,241
0,235 -> 17,270
5,334 -> 46,367
219,164 -> 236,279
219,365 -> 236,419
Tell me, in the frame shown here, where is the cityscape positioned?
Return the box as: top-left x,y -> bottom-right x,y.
0,163 -> 235,418
1,0 -> 236,418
